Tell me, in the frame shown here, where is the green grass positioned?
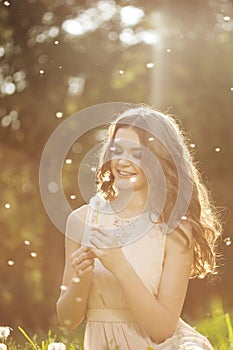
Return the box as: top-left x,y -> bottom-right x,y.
2,304 -> 233,349
195,300 -> 233,350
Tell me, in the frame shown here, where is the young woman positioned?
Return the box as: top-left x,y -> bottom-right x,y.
56,105 -> 221,349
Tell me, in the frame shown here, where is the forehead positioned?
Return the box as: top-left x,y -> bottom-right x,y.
114,127 -> 140,143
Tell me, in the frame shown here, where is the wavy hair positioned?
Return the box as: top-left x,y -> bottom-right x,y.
96,105 -> 222,278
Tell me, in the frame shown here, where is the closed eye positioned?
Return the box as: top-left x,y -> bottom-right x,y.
110,145 -> 122,155
132,150 -> 142,159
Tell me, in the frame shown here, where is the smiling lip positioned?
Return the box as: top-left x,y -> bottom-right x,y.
117,169 -> 137,177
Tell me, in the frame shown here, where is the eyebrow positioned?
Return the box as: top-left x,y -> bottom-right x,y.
112,141 -> 142,150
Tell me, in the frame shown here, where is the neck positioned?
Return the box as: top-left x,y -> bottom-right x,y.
110,188 -> 148,219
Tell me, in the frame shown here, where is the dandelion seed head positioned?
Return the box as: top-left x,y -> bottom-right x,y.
30,252 -> 37,258
224,237 -> 232,246
3,1 -> 11,7
146,62 -> 154,68
65,159 -> 72,164
70,194 -> 76,200
75,297 -> 82,302
56,112 -> 63,118
60,285 -> 68,291
0,326 -> 11,339
48,342 -> 66,350
72,276 -> 80,283
215,147 -> 221,152
7,260 -> 15,266
24,240 -> 31,245
4,203 -> 11,209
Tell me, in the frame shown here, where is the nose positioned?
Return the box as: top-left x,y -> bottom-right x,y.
118,157 -> 131,166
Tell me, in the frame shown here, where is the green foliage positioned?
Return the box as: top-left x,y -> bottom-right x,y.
196,301 -> 233,350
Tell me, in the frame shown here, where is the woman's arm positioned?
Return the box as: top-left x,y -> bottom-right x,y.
90,222 -> 193,343
56,205 -> 94,330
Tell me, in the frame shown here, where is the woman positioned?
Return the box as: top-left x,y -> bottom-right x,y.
56,105 -> 221,349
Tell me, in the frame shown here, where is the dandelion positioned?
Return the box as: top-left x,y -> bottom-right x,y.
48,342 -> 66,350
0,327 -> 11,339
72,276 -> 80,283
56,112 -> 63,118
75,297 -> 82,302
60,285 -> 68,291
146,62 -> 154,68
224,237 -> 232,246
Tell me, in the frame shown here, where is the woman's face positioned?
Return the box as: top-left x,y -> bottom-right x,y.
110,127 -> 148,193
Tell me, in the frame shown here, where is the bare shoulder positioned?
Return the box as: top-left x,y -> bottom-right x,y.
165,221 -> 194,255
65,204 -> 89,243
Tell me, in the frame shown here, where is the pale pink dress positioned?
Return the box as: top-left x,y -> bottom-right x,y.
82,205 -> 213,350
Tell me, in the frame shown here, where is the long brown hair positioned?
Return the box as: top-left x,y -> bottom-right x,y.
96,105 -> 222,278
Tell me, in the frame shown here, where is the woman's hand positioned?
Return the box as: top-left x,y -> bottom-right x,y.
70,246 -> 95,277
89,227 -> 127,275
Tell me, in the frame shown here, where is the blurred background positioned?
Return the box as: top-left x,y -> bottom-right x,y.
0,0 -> 232,339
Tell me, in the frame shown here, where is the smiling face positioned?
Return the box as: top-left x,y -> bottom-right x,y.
110,127 -> 148,193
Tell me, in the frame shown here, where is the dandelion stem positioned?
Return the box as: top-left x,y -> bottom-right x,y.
18,326 -> 39,350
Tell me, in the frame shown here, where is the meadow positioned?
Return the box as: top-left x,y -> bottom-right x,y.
2,302 -> 233,350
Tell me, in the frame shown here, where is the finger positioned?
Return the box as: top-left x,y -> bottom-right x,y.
89,235 -> 106,249
78,259 -> 94,271
91,227 -> 110,238
72,258 -> 94,274
90,231 -> 117,248
89,246 -> 102,259
70,246 -> 89,260
71,250 -> 94,264
79,264 -> 95,276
